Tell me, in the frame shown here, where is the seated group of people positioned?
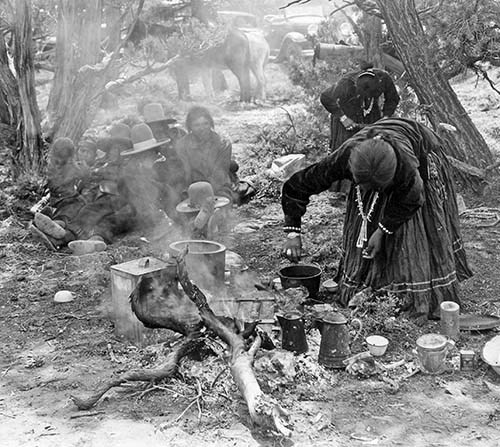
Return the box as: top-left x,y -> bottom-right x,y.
30,104 -> 255,252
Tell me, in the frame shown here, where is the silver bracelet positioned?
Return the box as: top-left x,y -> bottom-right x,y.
378,222 -> 393,235
284,226 -> 302,233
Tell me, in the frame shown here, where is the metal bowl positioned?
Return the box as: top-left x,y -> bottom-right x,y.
481,335 -> 500,376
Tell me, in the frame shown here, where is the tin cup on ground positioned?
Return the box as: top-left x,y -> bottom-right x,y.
365,335 -> 389,357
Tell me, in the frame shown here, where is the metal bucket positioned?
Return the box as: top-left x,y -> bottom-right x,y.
278,264 -> 322,298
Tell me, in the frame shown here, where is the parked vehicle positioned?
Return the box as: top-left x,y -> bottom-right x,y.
216,10 -> 260,32
263,12 -> 325,62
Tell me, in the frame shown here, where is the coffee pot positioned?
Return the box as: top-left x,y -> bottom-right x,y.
276,311 -> 308,354
317,311 -> 363,369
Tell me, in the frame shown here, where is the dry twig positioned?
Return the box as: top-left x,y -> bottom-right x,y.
70,336 -> 202,410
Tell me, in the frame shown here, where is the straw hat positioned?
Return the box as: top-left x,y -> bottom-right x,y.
121,123 -> 167,156
109,123 -> 132,140
176,181 -> 230,213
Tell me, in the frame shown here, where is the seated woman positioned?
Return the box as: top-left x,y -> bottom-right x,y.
174,106 -> 233,201
281,118 -> 472,320
77,139 -> 98,170
31,137 -> 134,251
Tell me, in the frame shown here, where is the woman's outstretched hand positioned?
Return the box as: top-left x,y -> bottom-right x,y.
283,234 -> 302,263
362,228 -> 384,259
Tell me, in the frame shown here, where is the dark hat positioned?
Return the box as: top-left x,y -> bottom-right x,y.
78,139 -> 97,153
121,123 -> 167,156
96,137 -> 133,153
109,123 -> 132,140
176,181 -> 230,213
143,103 -> 176,125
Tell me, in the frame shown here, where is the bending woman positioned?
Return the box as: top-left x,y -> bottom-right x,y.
281,117 -> 472,319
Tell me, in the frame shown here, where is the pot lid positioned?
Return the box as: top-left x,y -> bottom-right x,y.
284,311 -> 303,320
416,333 -> 448,351
322,312 -> 347,324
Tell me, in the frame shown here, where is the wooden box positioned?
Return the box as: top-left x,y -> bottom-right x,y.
110,257 -> 169,346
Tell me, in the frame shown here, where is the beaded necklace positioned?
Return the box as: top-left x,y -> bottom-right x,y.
355,185 -> 379,248
362,97 -> 375,117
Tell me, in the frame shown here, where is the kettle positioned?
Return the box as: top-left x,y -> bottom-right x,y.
317,311 -> 362,369
276,311 -> 308,354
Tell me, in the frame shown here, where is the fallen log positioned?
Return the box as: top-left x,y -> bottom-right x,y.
176,248 -> 292,437
70,336 -> 201,410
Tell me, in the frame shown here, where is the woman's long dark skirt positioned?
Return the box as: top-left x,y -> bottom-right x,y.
336,150 -> 473,318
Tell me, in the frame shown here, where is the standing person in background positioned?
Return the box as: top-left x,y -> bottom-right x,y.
320,62 -> 400,153
320,62 -> 400,201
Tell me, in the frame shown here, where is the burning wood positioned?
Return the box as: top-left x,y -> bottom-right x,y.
176,247 -> 292,436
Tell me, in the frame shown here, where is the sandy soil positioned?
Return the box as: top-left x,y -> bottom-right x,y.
1,63 -> 500,447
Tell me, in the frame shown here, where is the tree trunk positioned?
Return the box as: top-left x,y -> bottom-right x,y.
46,0 -> 105,144
191,0 -> 211,24
10,0 -> 44,179
375,0 -> 493,168
104,3 -> 121,52
0,30 -> 17,125
362,14 -> 383,69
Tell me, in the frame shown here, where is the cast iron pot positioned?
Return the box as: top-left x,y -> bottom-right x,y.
278,264 -> 322,298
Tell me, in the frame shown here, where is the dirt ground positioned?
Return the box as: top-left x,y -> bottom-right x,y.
2,63 -> 500,447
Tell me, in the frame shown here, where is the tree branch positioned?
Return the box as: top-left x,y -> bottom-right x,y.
329,2 -> 356,17
416,0 -> 445,17
279,0 -> 312,10
70,336 -> 202,410
104,55 -> 179,93
472,64 -> 500,96
103,0 -> 146,72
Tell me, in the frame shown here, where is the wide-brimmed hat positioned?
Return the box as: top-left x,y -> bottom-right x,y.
121,123 -> 167,156
143,103 -> 177,125
176,181 -> 231,213
96,137 -> 133,154
109,123 -> 132,140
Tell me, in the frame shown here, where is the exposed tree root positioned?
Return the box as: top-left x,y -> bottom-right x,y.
70,336 -> 201,410
176,248 -> 292,437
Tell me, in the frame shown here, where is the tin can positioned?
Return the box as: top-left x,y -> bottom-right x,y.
460,350 -> 476,371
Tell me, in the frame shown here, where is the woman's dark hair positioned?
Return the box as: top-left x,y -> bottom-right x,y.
185,106 -> 214,132
356,72 -> 378,97
50,137 -> 75,159
348,138 -> 397,190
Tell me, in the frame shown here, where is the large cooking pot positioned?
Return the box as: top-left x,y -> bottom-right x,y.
169,240 -> 226,288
